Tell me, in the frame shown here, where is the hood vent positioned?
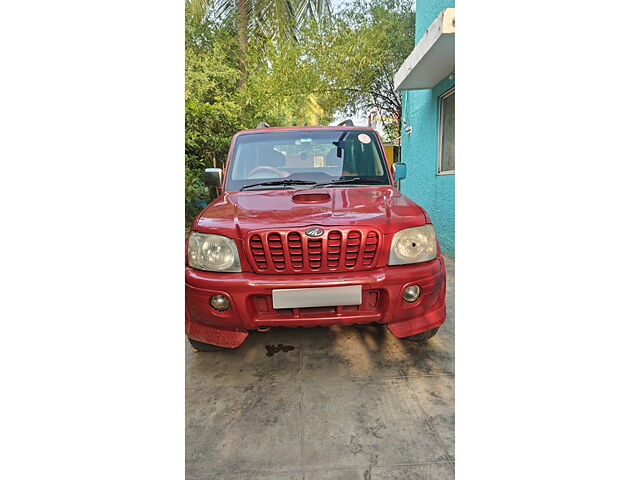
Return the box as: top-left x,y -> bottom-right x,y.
291,192 -> 331,204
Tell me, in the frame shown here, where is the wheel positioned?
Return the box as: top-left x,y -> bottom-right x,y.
188,337 -> 227,352
403,326 -> 440,341
246,166 -> 288,179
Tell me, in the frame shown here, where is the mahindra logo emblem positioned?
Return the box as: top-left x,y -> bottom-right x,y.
305,228 -> 324,237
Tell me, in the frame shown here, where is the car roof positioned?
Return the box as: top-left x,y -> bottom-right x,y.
236,125 -> 377,135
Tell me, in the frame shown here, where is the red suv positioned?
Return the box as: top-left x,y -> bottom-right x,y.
185,125 -> 446,351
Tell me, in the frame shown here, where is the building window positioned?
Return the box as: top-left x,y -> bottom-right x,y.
438,88 -> 455,174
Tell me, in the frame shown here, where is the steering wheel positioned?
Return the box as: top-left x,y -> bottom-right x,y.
247,166 -> 288,179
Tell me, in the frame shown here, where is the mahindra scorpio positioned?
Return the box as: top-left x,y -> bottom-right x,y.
185,124 -> 446,351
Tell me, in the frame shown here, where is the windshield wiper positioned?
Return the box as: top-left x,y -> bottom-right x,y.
312,178 -> 386,188
240,179 -> 317,191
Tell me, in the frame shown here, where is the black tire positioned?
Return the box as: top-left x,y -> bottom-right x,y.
403,326 -> 440,342
188,337 -> 227,352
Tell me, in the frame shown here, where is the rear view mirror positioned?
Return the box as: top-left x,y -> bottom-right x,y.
392,162 -> 407,181
204,168 -> 222,188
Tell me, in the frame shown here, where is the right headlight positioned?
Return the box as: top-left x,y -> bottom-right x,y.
388,224 -> 437,265
187,232 -> 241,272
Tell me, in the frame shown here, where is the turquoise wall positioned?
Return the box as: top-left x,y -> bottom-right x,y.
415,0 -> 454,44
400,0 -> 455,257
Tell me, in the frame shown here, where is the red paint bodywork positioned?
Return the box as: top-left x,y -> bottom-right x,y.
185,126 -> 446,348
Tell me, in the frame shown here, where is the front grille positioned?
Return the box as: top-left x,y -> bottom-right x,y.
247,227 -> 381,274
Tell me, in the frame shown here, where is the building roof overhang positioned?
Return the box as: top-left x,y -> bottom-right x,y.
394,8 -> 455,91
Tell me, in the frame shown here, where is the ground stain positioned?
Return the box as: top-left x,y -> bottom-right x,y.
265,343 -> 295,357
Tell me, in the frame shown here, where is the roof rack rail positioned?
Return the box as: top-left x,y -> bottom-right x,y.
256,122 -> 270,128
336,119 -> 354,127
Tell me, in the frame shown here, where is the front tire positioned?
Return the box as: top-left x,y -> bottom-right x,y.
188,337 -> 227,352
403,326 -> 440,342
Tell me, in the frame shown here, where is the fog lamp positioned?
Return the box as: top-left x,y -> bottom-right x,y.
402,285 -> 422,303
210,294 -> 230,311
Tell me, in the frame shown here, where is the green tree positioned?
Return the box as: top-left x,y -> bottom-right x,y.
238,34 -> 345,128
185,44 -> 241,220
183,0 -> 416,222
186,0 -> 331,87
308,0 -> 415,138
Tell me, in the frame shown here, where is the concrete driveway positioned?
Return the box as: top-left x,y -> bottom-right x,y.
186,257 -> 454,479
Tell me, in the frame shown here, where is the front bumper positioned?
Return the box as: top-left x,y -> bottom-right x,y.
185,257 -> 446,348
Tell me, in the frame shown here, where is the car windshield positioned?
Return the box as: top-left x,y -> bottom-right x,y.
225,129 -> 391,191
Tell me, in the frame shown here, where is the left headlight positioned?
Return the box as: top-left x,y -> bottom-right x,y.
188,232 -> 241,272
388,224 -> 437,265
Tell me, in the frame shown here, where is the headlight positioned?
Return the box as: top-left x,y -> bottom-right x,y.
388,225 -> 437,265
188,232 -> 241,272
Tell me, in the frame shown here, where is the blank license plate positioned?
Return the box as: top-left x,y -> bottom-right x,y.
271,285 -> 362,309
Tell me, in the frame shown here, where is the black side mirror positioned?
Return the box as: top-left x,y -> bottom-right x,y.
392,162 -> 407,181
204,168 -> 222,188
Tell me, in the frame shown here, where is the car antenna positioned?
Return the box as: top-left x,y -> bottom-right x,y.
256,122 -> 270,128
336,119 -> 354,126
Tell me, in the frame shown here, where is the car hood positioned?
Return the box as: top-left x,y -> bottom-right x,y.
195,186 -> 430,238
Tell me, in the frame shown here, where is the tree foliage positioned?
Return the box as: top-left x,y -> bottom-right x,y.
184,0 -> 415,222
185,34 -> 241,220
187,0 -> 331,40
309,0 -> 415,137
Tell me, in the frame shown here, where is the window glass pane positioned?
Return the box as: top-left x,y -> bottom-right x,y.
226,130 -> 390,191
440,91 -> 455,172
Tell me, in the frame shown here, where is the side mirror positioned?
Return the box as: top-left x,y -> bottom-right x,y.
392,162 -> 407,181
204,168 -> 222,188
